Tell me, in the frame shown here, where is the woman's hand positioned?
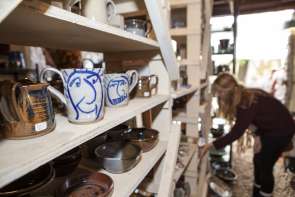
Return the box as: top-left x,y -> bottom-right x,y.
199,143 -> 213,159
254,136 -> 262,154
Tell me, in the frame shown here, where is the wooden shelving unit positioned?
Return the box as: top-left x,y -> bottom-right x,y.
101,141 -> 167,196
0,67 -> 34,74
0,0 -> 211,196
0,1 -> 159,52
170,27 -> 200,36
0,95 -> 169,188
81,141 -> 167,197
168,0 -> 213,195
173,143 -> 197,182
171,85 -> 199,99
170,0 -> 201,8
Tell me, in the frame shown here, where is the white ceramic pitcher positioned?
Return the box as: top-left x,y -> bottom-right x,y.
40,67 -> 105,124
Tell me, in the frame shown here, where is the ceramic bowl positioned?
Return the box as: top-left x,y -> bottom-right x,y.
123,128 -> 159,152
215,168 -> 237,182
56,172 -> 113,197
211,128 -> 224,138
0,163 -> 55,196
106,124 -> 129,141
53,147 -> 81,177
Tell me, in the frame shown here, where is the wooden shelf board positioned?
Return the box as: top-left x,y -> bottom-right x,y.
101,141 -> 167,196
0,68 -> 35,75
200,82 -> 209,89
173,113 -> 198,124
0,95 -> 169,188
0,1 -> 159,52
177,59 -> 200,66
211,29 -> 233,33
0,0 -> 22,23
212,52 -> 234,55
174,143 -> 197,182
170,27 -> 200,36
170,0 -> 201,8
81,141 -> 167,197
171,85 -> 199,99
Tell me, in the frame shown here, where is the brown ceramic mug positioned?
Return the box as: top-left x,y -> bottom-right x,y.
135,75 -> 158,97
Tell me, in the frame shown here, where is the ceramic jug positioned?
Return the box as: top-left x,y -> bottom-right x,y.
40,67 -> 105,123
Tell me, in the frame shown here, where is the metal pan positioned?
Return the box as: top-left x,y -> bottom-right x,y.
94,141 -> 142,174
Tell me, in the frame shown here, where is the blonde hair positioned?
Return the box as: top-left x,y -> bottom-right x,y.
212,73 -> 257,121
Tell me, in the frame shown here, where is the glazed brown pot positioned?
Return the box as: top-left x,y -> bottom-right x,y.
123,128 -> 159,152
135,75 -> 158,98
0,163 -> 55,196
53,147 -> 81,177
56,172 -> 113,197
106,124 -> 129,141
0,80 -> 55,139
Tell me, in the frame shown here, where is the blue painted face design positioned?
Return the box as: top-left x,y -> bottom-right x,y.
107,76 -> 128,105
64,69 -> 104,120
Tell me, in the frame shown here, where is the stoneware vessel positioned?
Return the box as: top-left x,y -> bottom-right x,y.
40,67 -> 105,124
135,75 -> 158,97
104,70 -> 138,107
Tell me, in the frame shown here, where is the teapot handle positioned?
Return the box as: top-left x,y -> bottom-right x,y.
126,70 -> 139,93
40,67 -> 67,105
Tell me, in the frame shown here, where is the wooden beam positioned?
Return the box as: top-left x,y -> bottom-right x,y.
145,0 -> 179,80
214,0 -> 295,16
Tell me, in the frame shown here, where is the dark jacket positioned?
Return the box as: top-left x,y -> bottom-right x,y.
213,92 -> 295,149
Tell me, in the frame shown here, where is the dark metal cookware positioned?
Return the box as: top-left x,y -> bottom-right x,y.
94,141 -> 141,173
85,133 -> 108,158
123,128 -> 159,152
0,163 -> 55,196
210,128 -> 224,138
215,168 -> 237,182
208,176 -> 232,197
53,147 -> 81,177
56,172 -> 113,197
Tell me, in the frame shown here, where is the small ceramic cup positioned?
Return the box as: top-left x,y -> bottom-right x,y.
135,75 -> 158,98
104,70 -> 138,107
